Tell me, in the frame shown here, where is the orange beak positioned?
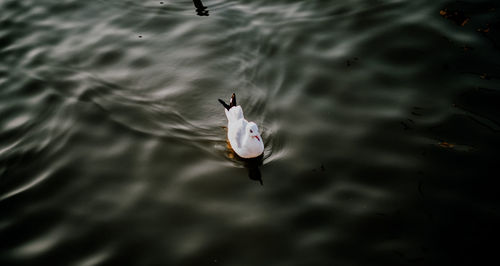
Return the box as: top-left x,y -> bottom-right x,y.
253,136 -> 260,142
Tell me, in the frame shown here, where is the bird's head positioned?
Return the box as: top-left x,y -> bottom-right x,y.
247,122 -> 262,142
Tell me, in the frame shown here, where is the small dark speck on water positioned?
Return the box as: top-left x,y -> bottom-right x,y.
345,57 -> 359,67
312,164 -> 326,172
418,181 -> 424,197
138,35 -> 142,38
160,1 -> 164,4
400,121 -> 411,130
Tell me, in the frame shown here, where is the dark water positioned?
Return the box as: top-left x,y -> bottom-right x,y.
1,0 -> 500,265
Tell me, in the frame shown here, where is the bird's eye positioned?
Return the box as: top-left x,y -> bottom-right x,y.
250,129 -> 253,133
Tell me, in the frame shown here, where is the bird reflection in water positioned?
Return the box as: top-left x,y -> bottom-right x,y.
193,0 -> 209,16
242,155 -> 263,185
226,140 -> 264,185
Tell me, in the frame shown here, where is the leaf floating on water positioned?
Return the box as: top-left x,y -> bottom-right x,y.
436,141 -> 475,151
438,141 -> 455,148
461,18 -> 470,26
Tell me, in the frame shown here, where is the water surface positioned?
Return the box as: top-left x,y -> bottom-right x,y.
1,0 -> 500,265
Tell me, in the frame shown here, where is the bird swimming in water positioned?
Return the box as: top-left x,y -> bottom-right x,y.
218,93 -> 264,159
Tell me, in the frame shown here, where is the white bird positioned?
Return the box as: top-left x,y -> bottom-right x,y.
218,93 -> 264,159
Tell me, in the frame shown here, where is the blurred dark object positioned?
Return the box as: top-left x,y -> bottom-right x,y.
193,0 -> 209,16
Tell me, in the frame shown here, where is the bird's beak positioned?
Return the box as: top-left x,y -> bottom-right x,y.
253,136 -> 260,142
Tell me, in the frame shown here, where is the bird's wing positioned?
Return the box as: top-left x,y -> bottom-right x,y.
229,119 -> 246,149
225,106 -> 244,123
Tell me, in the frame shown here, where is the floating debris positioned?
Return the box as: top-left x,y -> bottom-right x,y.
438,141 -> 455,148
440,8 -> 470,26
461,44 -> 474,51
480,73 -> 490,80
345,57 -> 359,67
312,164 -> 326,172
193,0 -> 209,16
477,24 -> 491,33
436,141 -> 475,151
400,121 -> 411,130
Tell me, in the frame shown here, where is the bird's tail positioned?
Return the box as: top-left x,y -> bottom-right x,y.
229,93 -> 236,108
218,99 -> 230,110
218,93 -> 237,110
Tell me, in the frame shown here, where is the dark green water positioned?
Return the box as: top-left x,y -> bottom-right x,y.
1,0 -> 500,265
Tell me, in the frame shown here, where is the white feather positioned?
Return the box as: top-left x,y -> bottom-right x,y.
224,105 -> 264,158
